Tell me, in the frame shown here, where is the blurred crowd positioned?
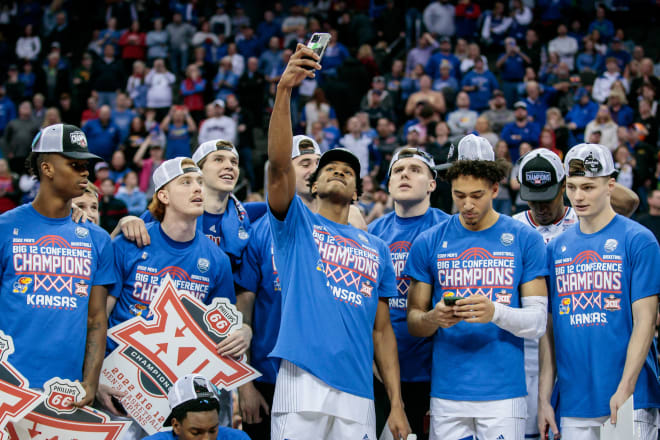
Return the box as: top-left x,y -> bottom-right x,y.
0,0 -> 659,236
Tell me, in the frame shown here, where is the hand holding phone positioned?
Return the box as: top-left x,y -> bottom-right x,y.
304,33 -> 331,70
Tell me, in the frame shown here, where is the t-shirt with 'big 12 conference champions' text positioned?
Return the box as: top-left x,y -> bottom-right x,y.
404,214 -> 547,402
547,215 -> 660,418
268,195 -> 397,400
108,222 -> 235,351
0,204 -> 117,387
368,208 -> 449,382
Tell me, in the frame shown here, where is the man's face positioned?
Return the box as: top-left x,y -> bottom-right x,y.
648,191 -> 660,211
388,158 -> 435,205
515,107 -> 527,121
201,150 -> 239,193
312,161 -> 357,204
293,153 -> 320,196
377,119 -> 391,137
451,175 -> 497,229
100,180 -> 115,196
99,106 -> 111,123
172,410 -> 219,440
72,192 -> 99,224
44,154 -> 90,199
527,187 -> 565,226
566,176 -> 613,220
160,172 -> 205,218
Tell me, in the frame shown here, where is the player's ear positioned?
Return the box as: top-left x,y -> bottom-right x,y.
157,188 -> 169,205
428,177 -> 437,194
40,160 -> 54,179
491,181 -> 500,199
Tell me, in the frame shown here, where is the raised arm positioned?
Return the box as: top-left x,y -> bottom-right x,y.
267,44 -> 320,218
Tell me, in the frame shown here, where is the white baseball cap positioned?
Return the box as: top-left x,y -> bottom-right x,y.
291,135 -> 321,159
456,134 -> 495,161
163,374 -> 220,427
517,148 -> 565,201
388,147 -> 437,177
564,143 -> 616,177
192,139 -> 239,166
153,157 -> 202,191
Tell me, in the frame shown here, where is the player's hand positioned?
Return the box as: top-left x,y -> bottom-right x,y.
538,399 -> 560,438
72,381 -> 97,408
95,384 -> 128,416
387,404 -> 412,439
239,381 -> 269,424
119,216 -> 151,247
71,203 -> 90,223
278,44 -> 320,90
426,300 -> 462,329
454,294 -> 495,323
216,325 -> 252,358
609,386 -> 633,425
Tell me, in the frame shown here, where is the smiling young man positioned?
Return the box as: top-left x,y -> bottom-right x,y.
539,143 -> 660,440
100,158 -> 236,426
368,147 -> 448,440
405,148 -> 549,440
266,43 -> 410,440
0,123 -> 115,406
235,135 -> 322,440
142,374 -> 249,440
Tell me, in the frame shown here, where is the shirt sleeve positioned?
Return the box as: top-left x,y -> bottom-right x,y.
377,242 -> 397,299
207,249 -> 236,304
268,194 -> 307,249
234,229 -> 261,293
629,230 -> 660,303
520,227 -> 549,284
403,230 -> 435,285
108,236 -> 128,298
92,230 -> 119,287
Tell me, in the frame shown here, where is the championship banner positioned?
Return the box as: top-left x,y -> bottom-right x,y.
0,331 -> 43,440
99,276 -> 261,434
6,379 -> 130,440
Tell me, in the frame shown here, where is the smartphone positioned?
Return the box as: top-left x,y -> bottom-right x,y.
443,294 -> 459,306
304,33 -> 331,69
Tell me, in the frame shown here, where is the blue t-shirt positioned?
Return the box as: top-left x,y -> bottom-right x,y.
268,195 -> 397,399
404,214 -> 547,401
547,215 -> 660,418
108,223 -> 235,350
143,427 -> 249,440
165,124 -> 192,159
140,194 -> 250,271
234,215 -> 281,383
0,204 -> 116,387
369,208 -> 450,383
460,70 -> 499,111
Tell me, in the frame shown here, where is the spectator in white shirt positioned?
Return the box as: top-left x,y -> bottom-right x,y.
592,57 -> 629,103
145,58 -> 176,117
423,0 -> 455,37
16,24 -> 41,61
198,99 -> 237,145
548,24 -> 578,71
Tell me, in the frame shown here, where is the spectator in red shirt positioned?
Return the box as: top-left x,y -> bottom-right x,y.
180,64 -> 207,123
119,21 -> 146,73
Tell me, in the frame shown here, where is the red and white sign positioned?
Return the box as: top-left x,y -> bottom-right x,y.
6,378 -> 130,440
0,331 -> 43,439
99,276 -> 260,434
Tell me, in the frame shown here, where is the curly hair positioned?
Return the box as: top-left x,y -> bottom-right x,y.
446,160 -> 506,186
